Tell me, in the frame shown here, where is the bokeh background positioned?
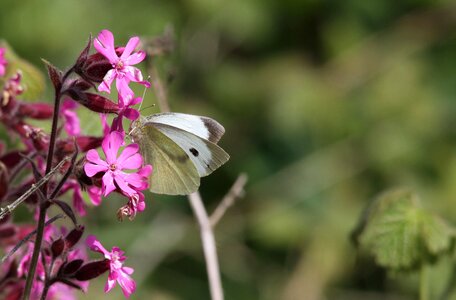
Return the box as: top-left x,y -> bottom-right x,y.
2,0 -> 456,299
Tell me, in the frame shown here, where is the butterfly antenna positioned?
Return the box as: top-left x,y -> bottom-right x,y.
138,75 -> 151,112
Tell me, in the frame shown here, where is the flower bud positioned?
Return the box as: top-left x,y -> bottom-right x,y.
74,259 -> 110,281
65,225 -> 84,249
74,158 -> 93,187
17,102 -> 53,119
76,48 -> 124,83
0,161 -> 9,201
61,259 -> 84,276
51,237 -> 65,258
80,93 -> 120,114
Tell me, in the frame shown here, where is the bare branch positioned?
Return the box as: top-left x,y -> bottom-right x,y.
210,173 -> 248,227
0,156 -> 71,221
188,192 -> 224,300
145,31 -> 224,300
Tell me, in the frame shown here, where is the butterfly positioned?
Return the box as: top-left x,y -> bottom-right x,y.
130,112 -> 230,195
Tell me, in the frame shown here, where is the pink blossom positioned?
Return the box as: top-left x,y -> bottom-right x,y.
0,48 -> 7,76
111,94 -> 141,132
100,113 -> 111,135
84,131 -> 151,197
86,235 -> 136,298
87,186 -> 103,206
93,30 -> 150,98
60,98 -> 81,136
60,180 -> 101,216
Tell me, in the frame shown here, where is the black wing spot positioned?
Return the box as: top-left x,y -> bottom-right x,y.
190,148 -> 199,157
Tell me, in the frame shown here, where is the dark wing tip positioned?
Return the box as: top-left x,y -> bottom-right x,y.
202,117 -> 225,143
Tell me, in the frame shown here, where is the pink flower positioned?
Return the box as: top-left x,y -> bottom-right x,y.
86,235 -> 136,298
84,131 -> 150,197
87,186 -> 103,206
60,98 -> 81,136
60,180 -> 101,216
93,30 -> 150,98
100,113 -> 111,135
0,48 -> 7,76
111,94 -> 141,132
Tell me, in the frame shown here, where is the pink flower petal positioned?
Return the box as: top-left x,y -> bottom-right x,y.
116,78 -> 134,101
98,69 -> 116,93
129,96 -> 143,106
117,271 -> 136,298
86,149 -> 107,166
100,114 -> 111,136
116,144 -> 139,165
138,165 -> 153,177
114,175 -> 137,196
84,162 -> 108,177
73,186 -> 86,216
123,173 -> 145,188
94,30 -> 118,64
104,276 -> 117,293
123,50 -> 146,66
122,266 -> 134,275
88,186 -> 102,206
102,131 -> 124,164
102,172 -> 116,196
123,108 -> 139,121
120,36 -> 140,60
123,66 -> 144,83
119,153 -> 142,170
86,235 -> 110,256
63,110 -> 81,136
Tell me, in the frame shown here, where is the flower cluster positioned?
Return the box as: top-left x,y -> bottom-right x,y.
0,29 -> 151,299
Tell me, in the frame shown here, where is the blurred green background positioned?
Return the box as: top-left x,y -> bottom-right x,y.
2,0 -> 456,299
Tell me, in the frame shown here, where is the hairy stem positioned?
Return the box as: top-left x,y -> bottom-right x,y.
22,67 -> 73,300
22,203 -> 46,300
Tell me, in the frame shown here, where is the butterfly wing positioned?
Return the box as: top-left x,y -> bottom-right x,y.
133,122 -> 200,195
132,113 -> 230,195
152,123 -> 230,177
148,112 -> 225,143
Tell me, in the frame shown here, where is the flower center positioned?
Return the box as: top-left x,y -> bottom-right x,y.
115,60 -> 124,70
109,164 -> 117,171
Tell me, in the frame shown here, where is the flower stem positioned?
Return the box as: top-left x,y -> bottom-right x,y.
420,263 -> 429,300
22,67 -> 72,300
22,203 -> 46,300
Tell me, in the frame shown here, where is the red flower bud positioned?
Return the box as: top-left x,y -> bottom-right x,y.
61,259 -> 84,276
51,237 -> 65,258
65,225 -> 84,249
74,259 -> 110,281
80,93 -> 120,114
76,48 -> 124,83
0,161 -> 9,201
17,102 -> 53,119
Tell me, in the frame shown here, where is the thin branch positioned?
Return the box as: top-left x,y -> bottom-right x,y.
9,151 -> 38,183
145,34 -> 224,300
210,173 -> 248,227
0,214 -> 65,264
147,57 -> 170,113
0,156 -> 71,221
188,192 -> 224,300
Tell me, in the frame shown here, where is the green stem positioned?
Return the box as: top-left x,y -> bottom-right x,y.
420,263 -> 430,300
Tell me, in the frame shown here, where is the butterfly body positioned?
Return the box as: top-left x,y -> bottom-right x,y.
131,113 -> 229,195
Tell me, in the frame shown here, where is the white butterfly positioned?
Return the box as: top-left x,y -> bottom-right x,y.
131,112 -> 229,195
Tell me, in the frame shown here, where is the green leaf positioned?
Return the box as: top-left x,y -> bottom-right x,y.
357,189 -> 454,271
0,40 -> 45,101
